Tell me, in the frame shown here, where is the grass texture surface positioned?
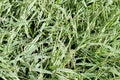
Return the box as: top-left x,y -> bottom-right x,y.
0,0 -> 120,80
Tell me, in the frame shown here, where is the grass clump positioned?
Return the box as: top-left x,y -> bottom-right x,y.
0,0 -> 120,80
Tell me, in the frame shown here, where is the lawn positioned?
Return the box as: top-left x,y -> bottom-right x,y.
0,0 -> 120,80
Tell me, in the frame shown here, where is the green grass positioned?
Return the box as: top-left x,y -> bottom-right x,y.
0,0 -> 120,80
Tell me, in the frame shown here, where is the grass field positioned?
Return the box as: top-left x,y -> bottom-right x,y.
0,0 -> 120,80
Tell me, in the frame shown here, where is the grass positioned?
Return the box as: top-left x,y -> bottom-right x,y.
0,0 -> 120,80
